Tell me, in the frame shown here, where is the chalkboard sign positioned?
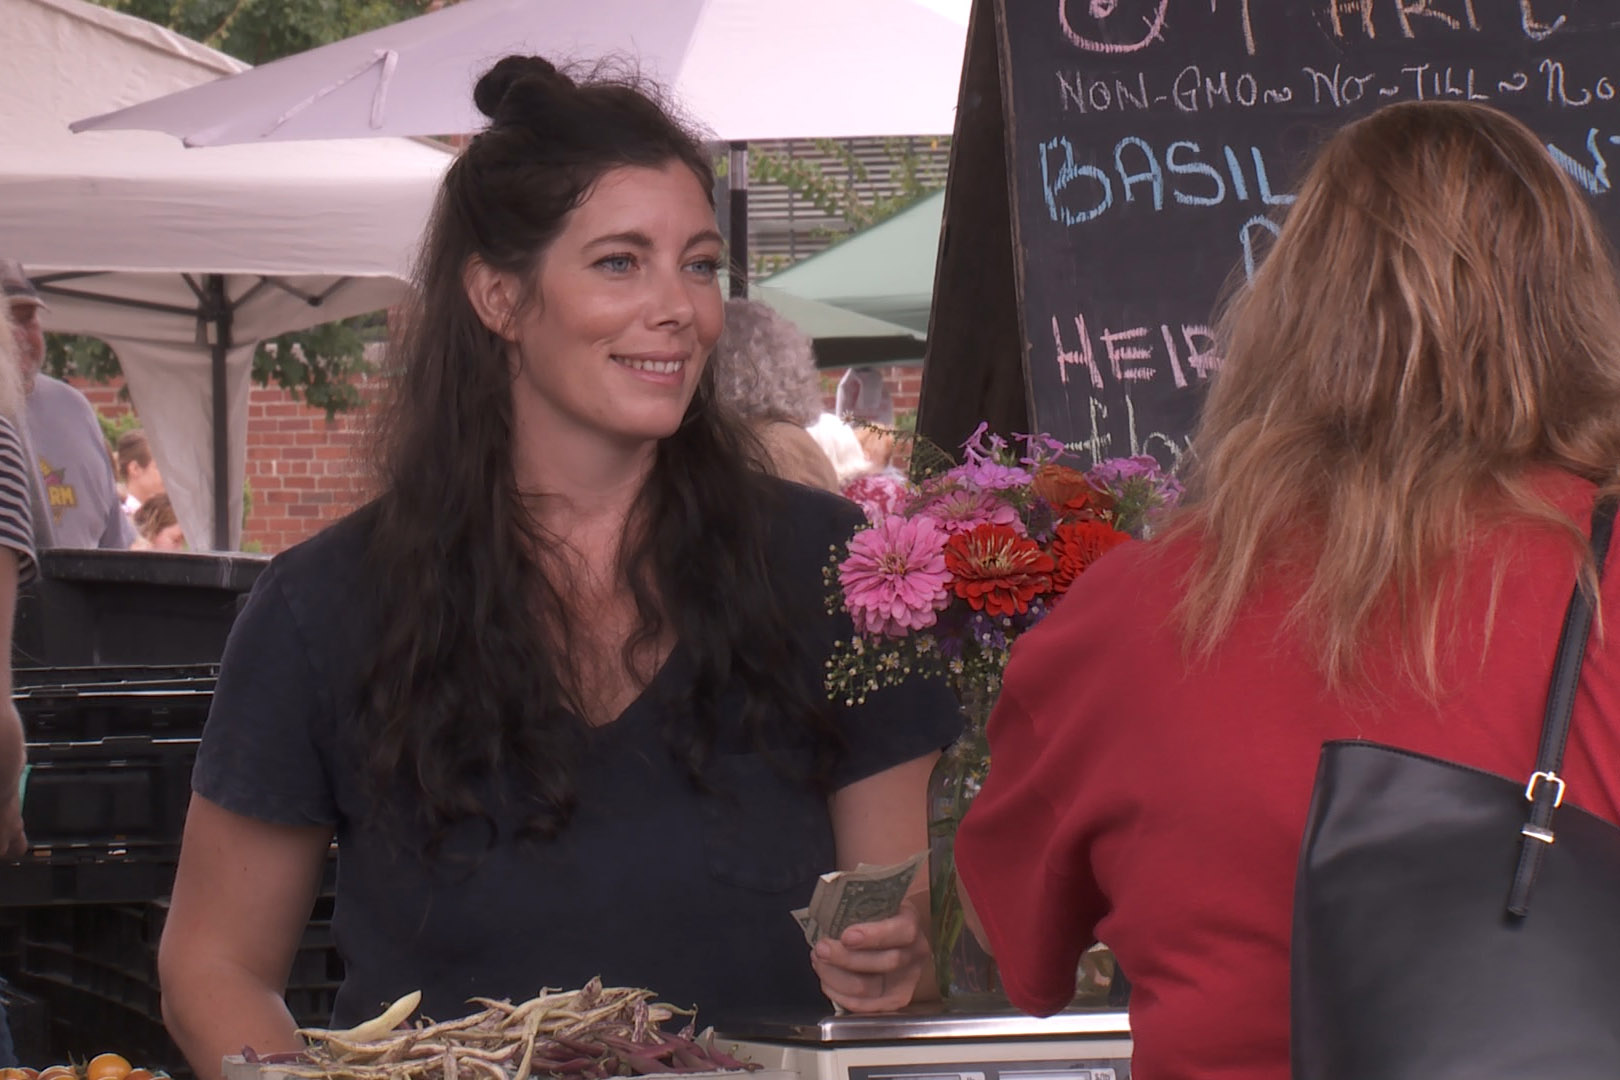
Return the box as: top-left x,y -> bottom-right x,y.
918,0 -> 1620,468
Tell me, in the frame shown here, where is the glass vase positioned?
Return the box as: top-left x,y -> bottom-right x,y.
927,685 -> 1127,1011
927,686 -> 1005,1006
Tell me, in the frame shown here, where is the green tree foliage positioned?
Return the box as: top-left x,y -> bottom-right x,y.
47,316 -> 382,420
95,0 -> 430,65
47,0 -> 434,414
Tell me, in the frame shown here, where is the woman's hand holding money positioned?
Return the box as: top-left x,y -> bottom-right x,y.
811,900 -> 931,1013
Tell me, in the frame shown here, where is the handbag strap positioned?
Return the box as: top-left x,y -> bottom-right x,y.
1506,494 -> 1619,917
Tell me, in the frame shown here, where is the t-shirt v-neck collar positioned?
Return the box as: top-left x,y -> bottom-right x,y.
582,642 -> 689,733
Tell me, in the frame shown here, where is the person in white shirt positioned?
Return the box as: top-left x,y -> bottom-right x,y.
115,428 -> 165,517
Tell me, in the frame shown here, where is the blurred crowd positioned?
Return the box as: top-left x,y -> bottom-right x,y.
3,257 -> 183,555
711,297 -> 909,505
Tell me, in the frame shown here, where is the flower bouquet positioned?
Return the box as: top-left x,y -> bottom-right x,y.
828,426 -> 1183,1001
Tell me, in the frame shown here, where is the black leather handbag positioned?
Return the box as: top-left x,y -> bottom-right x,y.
1291,498 -> 1620,1080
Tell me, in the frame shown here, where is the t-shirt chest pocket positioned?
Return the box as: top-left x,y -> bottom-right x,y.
699,752 -> 834,893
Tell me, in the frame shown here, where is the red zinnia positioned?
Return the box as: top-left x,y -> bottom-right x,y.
944,524 -> 1056,617
1051,520 -> 1131,594
1032,463 -> 1115,522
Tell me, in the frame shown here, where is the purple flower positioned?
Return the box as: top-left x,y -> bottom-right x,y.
1087,454 -> 1185,537
944,459 -> 1032,492
966,612 -> 1009,651
1016,432 -> 1067,467
1087,454 -> 1165,489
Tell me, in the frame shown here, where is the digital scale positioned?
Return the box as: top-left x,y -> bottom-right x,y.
716,1008 -> 1133,1080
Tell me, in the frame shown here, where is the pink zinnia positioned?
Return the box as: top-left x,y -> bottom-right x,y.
915,488 -> 1024,536
839,515 -> 952,638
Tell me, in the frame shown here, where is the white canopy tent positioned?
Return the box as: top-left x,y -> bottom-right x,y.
71,0 -> 967,147
0,0 -> 451,550
70,0 -> 967,300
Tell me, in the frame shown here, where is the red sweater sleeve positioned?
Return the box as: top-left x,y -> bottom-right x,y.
954,685 -> 1107,1015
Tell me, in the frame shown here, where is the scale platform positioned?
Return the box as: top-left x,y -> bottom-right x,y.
716,1007 -> 1132,1080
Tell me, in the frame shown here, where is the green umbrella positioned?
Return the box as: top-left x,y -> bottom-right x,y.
760,190 -> 944,335
750,284 -> 925,369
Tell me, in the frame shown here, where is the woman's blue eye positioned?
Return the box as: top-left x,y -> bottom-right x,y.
687,257 -> 720,278
598,254 -> 635,273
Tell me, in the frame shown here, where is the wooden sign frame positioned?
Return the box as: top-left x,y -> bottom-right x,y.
916,0 -> 1028,459
919,0 -> 1620,466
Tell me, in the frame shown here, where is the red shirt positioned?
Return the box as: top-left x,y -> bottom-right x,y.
954,473 -> 1620,1080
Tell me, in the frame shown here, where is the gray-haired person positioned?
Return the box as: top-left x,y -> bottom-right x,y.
711,298 -> 841,492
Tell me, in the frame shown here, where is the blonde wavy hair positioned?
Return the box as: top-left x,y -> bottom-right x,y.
1178,101 -> 1620,692
0,302 -> 26,423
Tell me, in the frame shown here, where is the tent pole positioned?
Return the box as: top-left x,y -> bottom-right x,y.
728,141 -> 748,298
205,274 -> 233,551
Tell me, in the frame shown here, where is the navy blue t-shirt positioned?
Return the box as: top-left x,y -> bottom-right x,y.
193,479 -> 961,1027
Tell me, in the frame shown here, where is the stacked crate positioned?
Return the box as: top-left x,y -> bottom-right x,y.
2,552 -> 340,1074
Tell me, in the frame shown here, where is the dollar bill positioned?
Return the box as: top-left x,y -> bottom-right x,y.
791,851 -> 926,947
790,906 -> 820,946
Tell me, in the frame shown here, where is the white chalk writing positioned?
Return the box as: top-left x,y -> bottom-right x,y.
1058,0 -> 1171,54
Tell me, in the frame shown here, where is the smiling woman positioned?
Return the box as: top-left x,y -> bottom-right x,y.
466,161 -> 726,456
155,55 -> 962,1080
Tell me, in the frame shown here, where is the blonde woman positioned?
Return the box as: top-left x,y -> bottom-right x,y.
0,299 -> 35,857
0,295 -> 39,1068
955,101 -> 1620,1078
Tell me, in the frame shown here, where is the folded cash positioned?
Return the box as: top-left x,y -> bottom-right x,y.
791,906 -> 819,947
791,851 -> 926,947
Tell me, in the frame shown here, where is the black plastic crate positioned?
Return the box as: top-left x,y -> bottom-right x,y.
0,910 -> 20,969
0,980 -> 51,1068
20,734 -> 198,851
7,970 -> 187,1076
11,895 -> 342,1050
13,549 -> 266,670
18,941 -> 161,1019
15,665 -> 219,691
284,985 -> 340,1030
17,687 -> 213,744
0,853 -> 179,909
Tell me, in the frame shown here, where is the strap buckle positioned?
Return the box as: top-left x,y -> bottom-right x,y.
1524,770 -> 1567,808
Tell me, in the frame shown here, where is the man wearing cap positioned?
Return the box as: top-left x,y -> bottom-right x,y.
3,259 -> 133,549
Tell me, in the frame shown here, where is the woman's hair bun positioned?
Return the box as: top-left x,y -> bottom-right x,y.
473,55 -> 575,122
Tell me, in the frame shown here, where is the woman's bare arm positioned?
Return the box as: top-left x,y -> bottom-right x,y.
814,752 -> 940,1011
159,794 -> 333,1080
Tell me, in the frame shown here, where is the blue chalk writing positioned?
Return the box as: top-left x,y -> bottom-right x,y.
1040,136 -> 1114,225
1115,137 -> 1166,209
1546,129 -> 1614,195
1168,141 -> 1226,206
1241,215 -> 1281,280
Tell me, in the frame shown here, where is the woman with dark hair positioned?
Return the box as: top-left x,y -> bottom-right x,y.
158,56 -> 958,1080
956,101 -> 1620,1077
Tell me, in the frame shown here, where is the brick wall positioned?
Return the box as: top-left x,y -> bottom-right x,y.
243,391 -> 373,553
72,359 -> 930,556
72,378 -> 373,555
817,362 -> 925,418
